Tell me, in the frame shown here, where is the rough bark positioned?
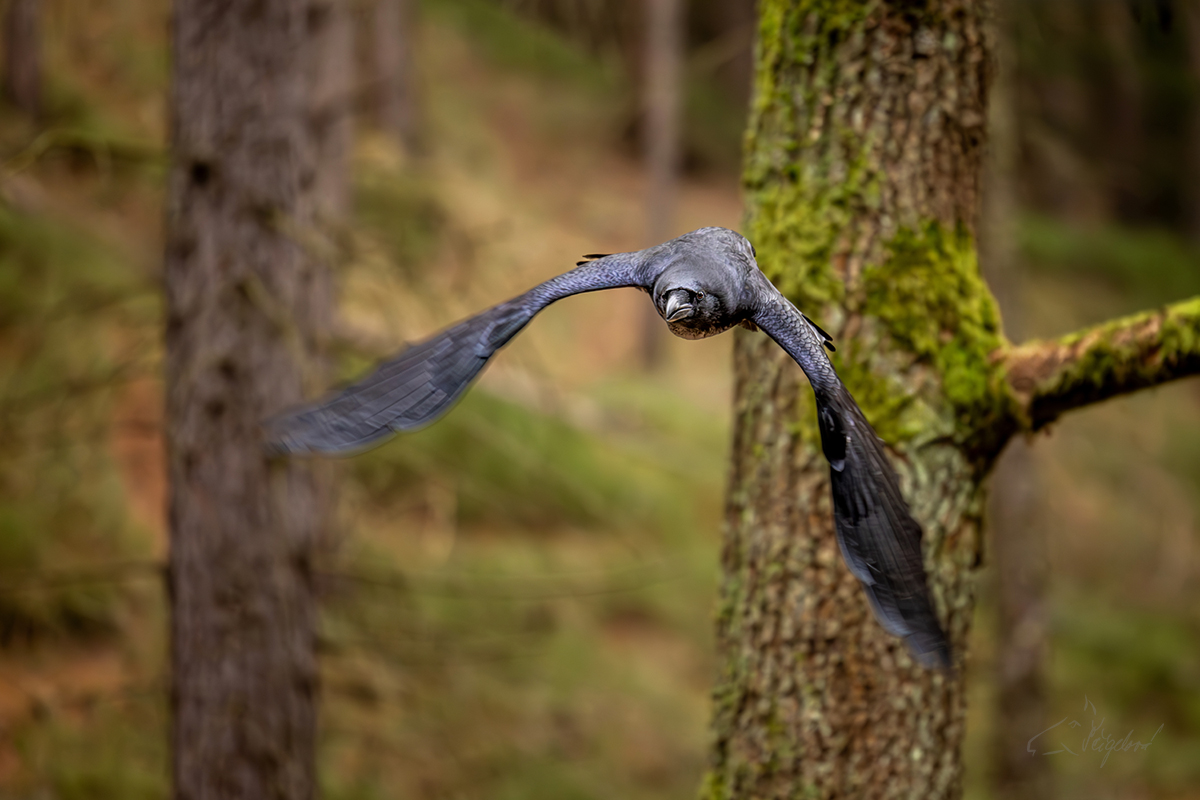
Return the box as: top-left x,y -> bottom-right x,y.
705,2 -> 999,798
165,1 -> 329,798
3,0 -> 40,118
373,0 -> 420,154
638,0 -> 683,368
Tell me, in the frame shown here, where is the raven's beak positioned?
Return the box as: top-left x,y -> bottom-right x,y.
664,291 -> 694,322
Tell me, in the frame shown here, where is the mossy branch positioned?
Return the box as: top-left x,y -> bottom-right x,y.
1003,296 -> 1200,430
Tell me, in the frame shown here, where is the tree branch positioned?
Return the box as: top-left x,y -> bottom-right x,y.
1004,296 -> 1200,430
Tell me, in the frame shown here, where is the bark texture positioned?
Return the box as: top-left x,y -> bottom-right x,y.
706,2 -> 1000,798
3,0 -> 40,117
165,1 -> 328,798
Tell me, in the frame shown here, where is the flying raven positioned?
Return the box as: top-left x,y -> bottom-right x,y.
267,227 -> 951,668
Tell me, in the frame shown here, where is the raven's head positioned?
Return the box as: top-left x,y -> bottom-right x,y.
653,275 -> 734,340
651,227 -> 754,340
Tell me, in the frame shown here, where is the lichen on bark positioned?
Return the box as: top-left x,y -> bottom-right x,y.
861,222 -> 1015,455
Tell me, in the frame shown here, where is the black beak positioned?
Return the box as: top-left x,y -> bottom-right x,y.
664,290 -> 694,322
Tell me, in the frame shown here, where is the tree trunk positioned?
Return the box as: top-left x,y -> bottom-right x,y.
705,2 -> 1001,798
1094,0 -> 1143,221
4,0 -> 40,118
1181,1 -> 1200,245
165,1 -> 328,798
373,0 -> 420,154
310,0 -> 355,220
639,0 -> 683,368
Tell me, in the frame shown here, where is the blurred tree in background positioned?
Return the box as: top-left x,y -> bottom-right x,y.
3,0 -> 40,119
371,0 -> 422,155
980,4 -> 1048,800
164,0 -> 345,795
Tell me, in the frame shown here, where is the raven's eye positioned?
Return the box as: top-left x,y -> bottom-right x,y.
695,290 -> 706,300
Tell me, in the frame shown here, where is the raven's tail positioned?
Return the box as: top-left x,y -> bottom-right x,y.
265,300 -> 535,456
816,383 -> 952,668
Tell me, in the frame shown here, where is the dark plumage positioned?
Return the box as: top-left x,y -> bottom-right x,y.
266,227 -> 951,668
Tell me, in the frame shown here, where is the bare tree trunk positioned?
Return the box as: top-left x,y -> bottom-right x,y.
981,5 -> 1049,799
165,1 -> 328,798
307,0 -> 352,564
4,0 -> 40,118
310,0 -> 355,220
373,0 -> 420,154
717,0 -> 757,108
639,0 -> 683,368
1094,0 -> 1143,220
705,3 -> 998,797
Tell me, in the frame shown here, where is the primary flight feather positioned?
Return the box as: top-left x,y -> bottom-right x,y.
267,227 -> 951,668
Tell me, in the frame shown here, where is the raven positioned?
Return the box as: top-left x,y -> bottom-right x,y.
267,226 -> 951,668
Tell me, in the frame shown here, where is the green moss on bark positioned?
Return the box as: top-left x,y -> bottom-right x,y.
743,0 -> 878,312
862,222 -> 1015,450
1009,295 -> 1200,430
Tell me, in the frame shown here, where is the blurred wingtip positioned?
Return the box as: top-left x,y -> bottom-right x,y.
908,632 -> 953,670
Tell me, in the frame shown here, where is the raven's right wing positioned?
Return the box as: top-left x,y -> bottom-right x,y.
266,253 -> 646,455
749,276 -> 951,668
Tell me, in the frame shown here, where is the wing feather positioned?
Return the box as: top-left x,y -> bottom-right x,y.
266,255 -> 645,455
750,279 -> 951,668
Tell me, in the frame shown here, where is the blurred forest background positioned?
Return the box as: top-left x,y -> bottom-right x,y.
1,0 -> 1199,798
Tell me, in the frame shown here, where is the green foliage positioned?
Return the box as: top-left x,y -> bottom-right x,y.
0,205 -> 151,638
16,701 -> 166,800
351,382 -> 718,536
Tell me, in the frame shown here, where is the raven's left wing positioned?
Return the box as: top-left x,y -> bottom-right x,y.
749,274 -> 951,668
266,254 -> 646,455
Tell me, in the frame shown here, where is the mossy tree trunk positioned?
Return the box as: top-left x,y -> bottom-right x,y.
706,3 -> 1200,799
707,1 -> 1001,797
